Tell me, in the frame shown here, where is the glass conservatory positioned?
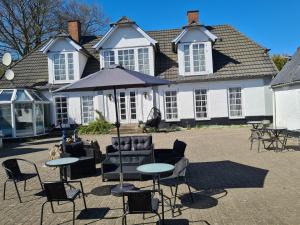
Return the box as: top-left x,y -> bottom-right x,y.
0,89 -> 50,138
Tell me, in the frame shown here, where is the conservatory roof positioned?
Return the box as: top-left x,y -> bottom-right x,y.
0,89 -> 49,103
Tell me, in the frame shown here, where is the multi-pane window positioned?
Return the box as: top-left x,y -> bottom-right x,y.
118,49 -> 135,70
53,53 -> 74,81
192,44 -> 206,72
81,96 -> 94,124
55,97 -> 68,125
228,87 -> 243,118
183,45 -> 190,72
119,92 -> 127,120
129,92 -> 137,120
67,53 -> 74,80
165,91 -> 178,120
54,54 -> 66,80
104,51 -> 115,68
195,89 -> 208,119
138,48 -> 150,74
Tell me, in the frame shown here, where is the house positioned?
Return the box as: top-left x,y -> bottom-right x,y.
0,10 -> 278,138
271,48 -> 300,130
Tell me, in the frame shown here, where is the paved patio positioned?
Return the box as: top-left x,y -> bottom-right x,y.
0,127 -> 300,225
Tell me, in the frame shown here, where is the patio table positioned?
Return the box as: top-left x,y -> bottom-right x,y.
247,121 -> 264,129
264,126 -> 287,151
137,163 -> 174,191
45,157 -> 79,182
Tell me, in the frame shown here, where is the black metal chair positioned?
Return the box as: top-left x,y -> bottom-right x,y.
40,181 -> 87,225
2,158 -> 43,203
160,157 -> 193,215
122,189 -> 164,225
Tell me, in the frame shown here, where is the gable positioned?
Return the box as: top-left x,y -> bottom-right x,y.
101,26 -> 152,49
180,28 -> 210,43
47,38 -> 78,52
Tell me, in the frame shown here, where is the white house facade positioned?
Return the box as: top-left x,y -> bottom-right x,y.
271,49 -> 300,130
0,11 -> 278,138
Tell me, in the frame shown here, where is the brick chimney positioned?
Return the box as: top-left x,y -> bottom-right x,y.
68,20 -> 81,43
187,10 -> 199,24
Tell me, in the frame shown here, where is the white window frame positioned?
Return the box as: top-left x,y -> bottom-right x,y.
194,88 -> 210,120
103,50 -> 115,68
100,46 -> 154,75
81,96 -> 95,125
52,52 -> 75,83
227,87 -> 244,119
178,41 -> 213,76
54,96 -> 69,126
164,90 -> 179,122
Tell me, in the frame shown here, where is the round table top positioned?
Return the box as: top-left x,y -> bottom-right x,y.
137,163 -> 174,174
265,126 -> 286,131
247,121 -> 263,124
45,157 -> 79,167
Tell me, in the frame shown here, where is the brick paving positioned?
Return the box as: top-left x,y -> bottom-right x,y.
0,127 -> 300,225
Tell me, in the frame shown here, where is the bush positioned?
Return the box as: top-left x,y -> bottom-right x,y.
78,119 -> 114,135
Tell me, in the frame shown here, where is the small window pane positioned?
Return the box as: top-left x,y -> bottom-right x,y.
104,51 -> 115,68
15,90 -> 31,101
183,45 -> 190,73
228,88 -> 242,118
118,49 -> 135,70
165,91 -> 178,120
138,48 -> 150,74
0,90 -> 14,101
194,89 -> 208,119
192,44 -> 206,72
81,96 -> 94,124
68,53 -> 74,80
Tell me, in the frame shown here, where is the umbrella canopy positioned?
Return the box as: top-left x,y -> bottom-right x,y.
54,65 -> 170,190
54,65 -> 170,92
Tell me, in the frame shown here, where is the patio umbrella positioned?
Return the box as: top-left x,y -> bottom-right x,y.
54,65 -> 170,188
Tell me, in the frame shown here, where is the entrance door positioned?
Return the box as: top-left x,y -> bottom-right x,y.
119,91 -> 137,123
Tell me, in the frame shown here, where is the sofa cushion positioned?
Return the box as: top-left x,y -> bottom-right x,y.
112,137 -> 131,151
173,139 -> 186,157
63,142 -> 86,157
131,136 -> 152,151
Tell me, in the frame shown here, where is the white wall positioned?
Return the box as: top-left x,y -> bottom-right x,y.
273,84 -> 300,130
157,78 -> 272,121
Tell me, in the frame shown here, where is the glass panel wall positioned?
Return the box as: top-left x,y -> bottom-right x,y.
35,104 -> 44,134
0,104 -> 12,137
15,103 -> 34,136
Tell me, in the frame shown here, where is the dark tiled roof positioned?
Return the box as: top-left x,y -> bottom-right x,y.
271,48 -> 300,87
0,24 -> 277,89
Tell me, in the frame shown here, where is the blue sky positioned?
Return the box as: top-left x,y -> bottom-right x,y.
85,0 -> 300,55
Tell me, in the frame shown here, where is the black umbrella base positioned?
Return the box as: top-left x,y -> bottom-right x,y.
111,183 -> 136,197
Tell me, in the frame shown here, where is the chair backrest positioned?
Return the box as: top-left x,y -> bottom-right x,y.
112,137 -> 131,151
173,139 -> 187,156
2,159 -> 22,179
125,190 -> 153,213
131,136 -> 152,151
43,182 -> 67,201
173,157 -> 189,177
62,141 -> 86,157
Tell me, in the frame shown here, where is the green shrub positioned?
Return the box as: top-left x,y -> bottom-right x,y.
78,119 -> 114,135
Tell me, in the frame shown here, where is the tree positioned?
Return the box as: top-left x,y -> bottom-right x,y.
0,0 -> 109,57
272,54 -> 289,71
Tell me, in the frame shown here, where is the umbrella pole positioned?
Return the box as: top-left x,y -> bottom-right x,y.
114,87 -> 123,188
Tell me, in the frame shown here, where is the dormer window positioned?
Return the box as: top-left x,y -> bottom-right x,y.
100,47 -> 152,75
53,53 -> 74,81
104,51 -> 115,68
178,42 -> 213,76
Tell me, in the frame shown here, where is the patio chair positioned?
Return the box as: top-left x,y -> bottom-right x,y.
40,181 -> 87,225
160,157 -> 193,215
2,158 -> 43,203
122,189 -> 164,225
250,128 -> 275,152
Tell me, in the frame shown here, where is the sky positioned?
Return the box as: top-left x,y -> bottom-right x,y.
85,0 -> 300,55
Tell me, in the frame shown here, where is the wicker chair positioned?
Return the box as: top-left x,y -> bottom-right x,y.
2,158 -> 43,203
40,181 -> 87,225
122,189 -> 164,225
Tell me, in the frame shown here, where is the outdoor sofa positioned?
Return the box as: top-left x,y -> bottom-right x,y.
101,135 -> 154,181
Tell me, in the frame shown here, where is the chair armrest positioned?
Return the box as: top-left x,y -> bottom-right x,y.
106,145 -> 117,154
84,148 -> 95,158
60,152 -> 71,158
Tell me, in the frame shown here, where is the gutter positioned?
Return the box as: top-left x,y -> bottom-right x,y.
271,80 -> 300,89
